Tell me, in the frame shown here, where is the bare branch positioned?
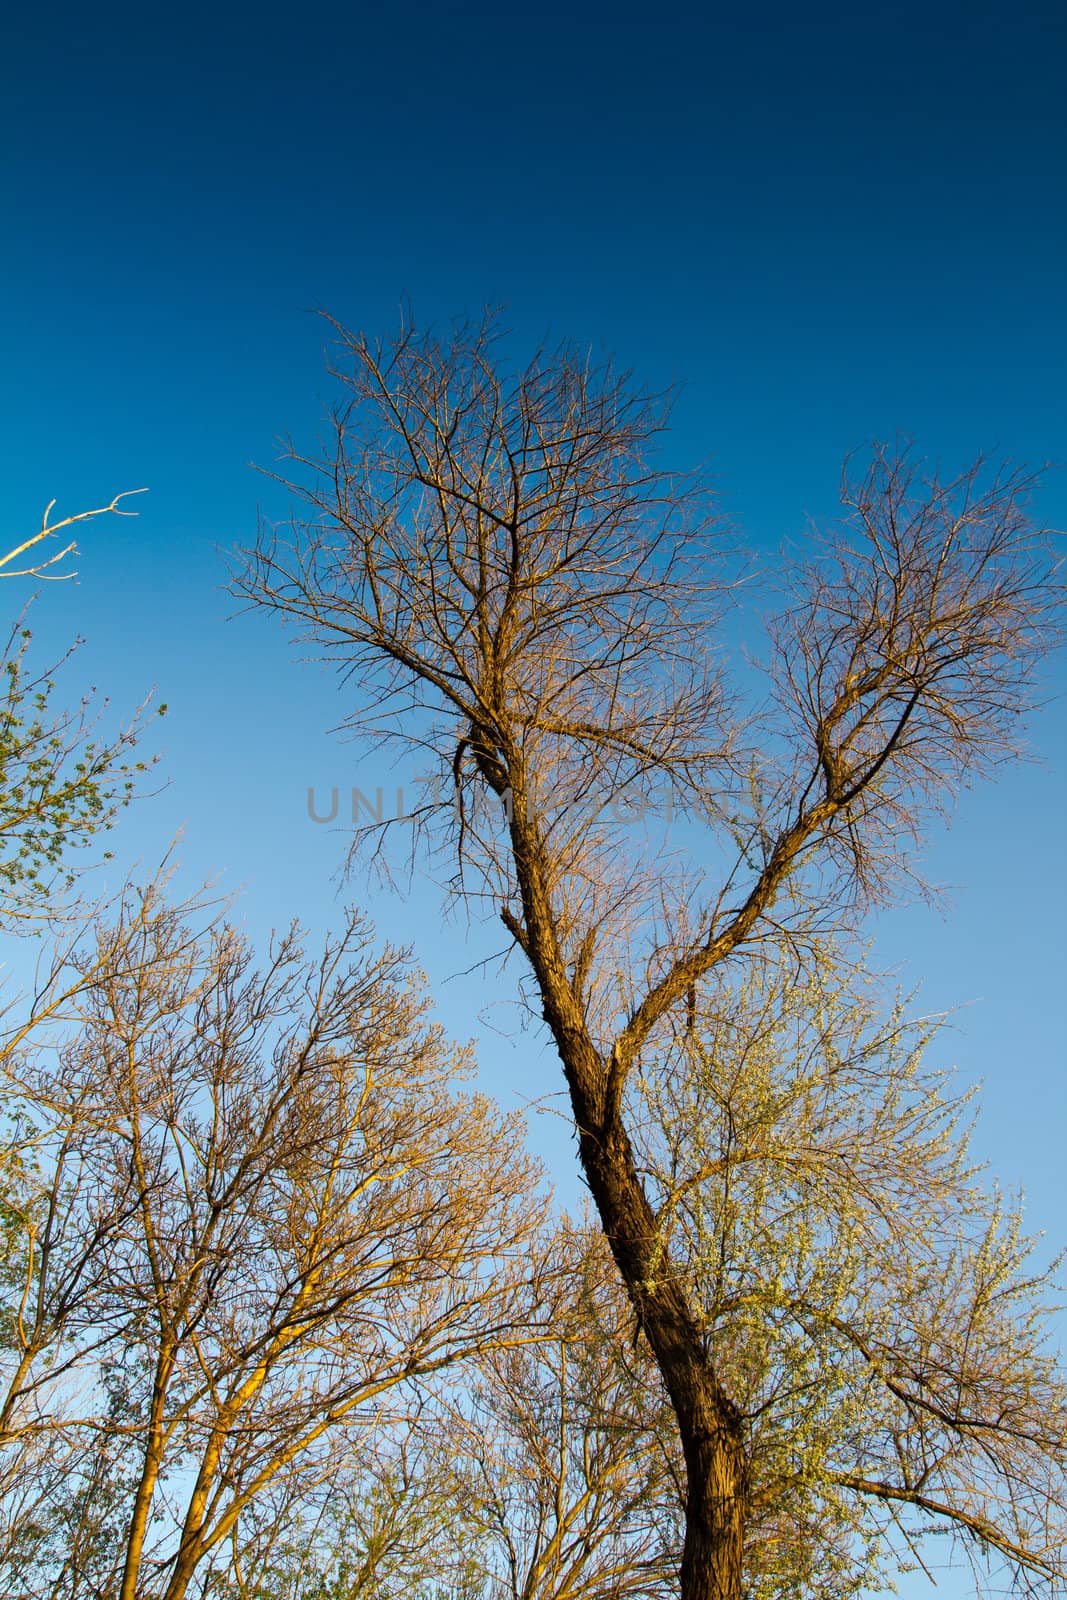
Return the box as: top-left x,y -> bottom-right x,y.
2,491 -> 148,582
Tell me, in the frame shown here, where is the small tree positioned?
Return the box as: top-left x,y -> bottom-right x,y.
1,493 -> 161,929
0,879 -> 548,1600
237,315 -> 1064,1599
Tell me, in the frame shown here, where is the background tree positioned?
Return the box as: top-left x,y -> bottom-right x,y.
0,877 -> 549,1600
0,489 -> 165,1588
210,1222 -> 683,1600
237,315 -> 1064,1600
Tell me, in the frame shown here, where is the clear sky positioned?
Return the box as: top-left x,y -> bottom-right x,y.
3,2 -> 1065,1591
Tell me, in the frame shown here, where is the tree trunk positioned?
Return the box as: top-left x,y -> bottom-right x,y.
118,1346 -> 176,1600
679,1421 -> 747,1600
573,1098 -> 748,1600
162,1539 -> 203,1600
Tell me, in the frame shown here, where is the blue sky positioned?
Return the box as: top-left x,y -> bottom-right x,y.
3,2 -> 1065,1588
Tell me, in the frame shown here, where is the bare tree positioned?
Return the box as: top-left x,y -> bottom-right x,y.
236,315 -> 1064,1600
0,876 -> 549,1600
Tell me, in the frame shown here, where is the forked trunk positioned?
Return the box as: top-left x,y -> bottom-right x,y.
571,1096 -> 748,1600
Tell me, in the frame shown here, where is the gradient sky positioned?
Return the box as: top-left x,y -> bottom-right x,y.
3,3 -> 1065,1591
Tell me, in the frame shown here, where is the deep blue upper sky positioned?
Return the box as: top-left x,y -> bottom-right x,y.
2,4 -> 1065,1585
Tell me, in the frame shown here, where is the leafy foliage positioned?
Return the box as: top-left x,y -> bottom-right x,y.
0,623 -> 164,925
638,937 -> 1067,1593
